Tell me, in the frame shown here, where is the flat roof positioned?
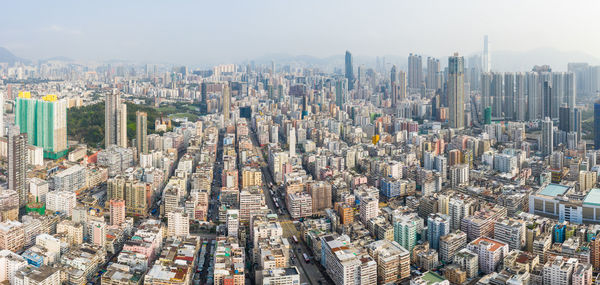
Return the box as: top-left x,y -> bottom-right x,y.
584,188 -> 600,206
539,184 -> 569,197
421,271 -> 446,284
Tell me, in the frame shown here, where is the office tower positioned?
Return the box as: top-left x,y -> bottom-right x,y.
515,73 -> 527,121
428,213 -> 450,250
199,82 -> 208,113
136,111 -> 148,156
482,35 -> 491,72
345,51 -> 354,90
504,72 -> 515,120
397,71 -> 407,102
105,90 -> 120,147
481,73 -> 492,112
117,103 -> 127,147
222,84 -> 230,121
427,57 -> 441,90
448,53 -> 465,129
491,73 -> 503,117
542,80 -> 552,119
408,53 -> 423,89
527,72 -> 540,121
335,78 -> 348,108
8,128 -> 27,207
542,117 -> 553,157
559,106 -> 571,133
391,65 -> 398,107
15,95 -> 68,158
595,101 -> 600,149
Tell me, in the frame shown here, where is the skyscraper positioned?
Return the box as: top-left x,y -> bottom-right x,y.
595,101 -> 600,149
481,72 -> 492,111
426,57 -> 441,90
491,73 -> 503,117
345,51 -> 354,91
335,78 -> 348,108
222,84 -> 230,121
15,95 -> 68,158
105,90 -> 120,147
503,73 -> 515,120
428,213 -> 450,250
448,53 -> 465,129
408,54 -> 423,89
542,80 -> 552,119
288,127 -> 296,158
0,93 -> 4,137
527,72 -> 540,121
136,111 -> 148,156
482,35 -> 491,72
117,103 -> 127,148
515,73 -> 527,121
542,117 -> 554,157
8,128 -> 27,207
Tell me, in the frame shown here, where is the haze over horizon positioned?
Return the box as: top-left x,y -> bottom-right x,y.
2,0 -> 600,68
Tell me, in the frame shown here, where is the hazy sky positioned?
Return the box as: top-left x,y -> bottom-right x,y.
2,0 -> 599,66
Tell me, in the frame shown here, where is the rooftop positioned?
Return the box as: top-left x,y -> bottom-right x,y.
584,188 -> 600,206
539,184 -> 569,197
421,271 -> 446,284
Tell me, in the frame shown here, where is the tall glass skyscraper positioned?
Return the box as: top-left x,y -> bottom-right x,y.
345,51 -> 354,91
15,94 -> 67,159
594,101 -> 600,149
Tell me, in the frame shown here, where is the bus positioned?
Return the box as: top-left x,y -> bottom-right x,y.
303,253 -> 310,263
292,235 -> 298,243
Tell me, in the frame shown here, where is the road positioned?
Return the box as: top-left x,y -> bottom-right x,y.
250,128 -> 327,285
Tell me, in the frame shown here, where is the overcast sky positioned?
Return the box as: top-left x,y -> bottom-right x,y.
2,0 -> 599,66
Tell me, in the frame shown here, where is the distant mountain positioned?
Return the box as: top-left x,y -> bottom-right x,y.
43,56 -> 74,62
490,48 -> 600,72
0,47 -> 29,65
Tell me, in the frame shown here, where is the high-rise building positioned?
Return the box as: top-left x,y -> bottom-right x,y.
427,57 -> 441,90
109,199 -> 125,226
527,72 -> 540,121
542,256 -> 578,285
428,213 -> 450,250
359,195 -> 378,225
491,72 -> 503,117
335,78 -> 348,108
0,93 -> 4,137
408,54 -> 423,89
345,51 -> 354,90
594,101 -> 600,149
117,103 -> 127,147
136,111 -> 148,156
15,95 -> 68,158
366,240 -> 411,283
481,72 -> 492,111
288,127 -> 295,157
8,129 -> 27,207
483,35 -> 491,72
448,53 -> 465,129
105,90 -> 120,147
504,72 -> 515,120
222,84 -> 231,121
306,181 -> 332,213
393,214 -> 420,253
515,72 -> 527,121
542,117 -> 554,157
542,79 -> 553,119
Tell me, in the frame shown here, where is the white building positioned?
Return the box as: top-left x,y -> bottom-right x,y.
167,208 -> 189,237
28,178 -> 49,204
45,191 -> 76,216
13,266 -> 61,285
0,249 -> 27,283
543,256 -> 577,285
259,267 -> 300,285
467,237 -> 508,274
227,209 -> 239,238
